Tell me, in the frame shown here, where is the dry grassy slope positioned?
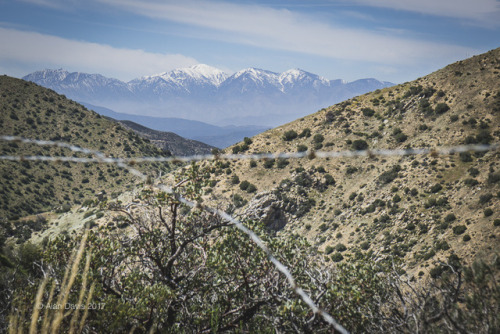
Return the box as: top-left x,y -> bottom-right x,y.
202,48 -> 500,277
0,76 -> 172,223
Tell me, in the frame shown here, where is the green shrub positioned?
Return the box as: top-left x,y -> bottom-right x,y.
362,108 -> 375,117
487,173 -> 500,184
493,219 -> 500,227
324,174 -> 335,186
318,223 -> 329,232
459,152 -> 473,162
325,246 -> 334,255
246,184 -> 257,193
313,134 -> 324,143
297,144 -> 308,152
276,158 -> 289,169
232,194 -> 247,208
463,234 -> 471,242
430,184 -> 443,193
444,213 -> 456,222
484,208 -> 493,217
468,167 -> 480,177
331,252 -> 344,262
453,225 -> 467,235
464,178 -> 479,187
352,139 -> 368,150
231,175 -> 240,184
479,193 -> 493,204
435,103 -> 450,114
263,159 -> 275,169
283,130 -> 298,141
378,165 -> 401,184
299,128 -> 311,138
336,243 -> 347,252
239,180 -> 250,191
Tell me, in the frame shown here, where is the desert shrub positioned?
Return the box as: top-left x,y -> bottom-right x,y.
419,98 -> 433,113
263,159 -> 275,169
484,208 -> 493,217
468,167 -> 480,177
352,139 -> 368,150
487,173 -> 500,184
246,183 -> 257,193
345,166 -> 358,175
239,180 -> 250,191
360,241 -> 370,250
430,184 -> 443,193
493,219 -> 500,226
297,144 -> 308,152
444,213 -> 456,222
231,175 -> 240,184
299,128 -> 311,138
336,243 -> 347,252
463,234 -> 471,242
459,152 -> 473,162
362,108 -> 375,117
283,130 -> 298,141
479,193 -> 493,204
453,225 -> 467,235
325,111 -> 335,123
434,103 -> 450,114
249,160 -> 257,168
318,223 -> 329,232
276,158 -> 289,169
378,165 -> 401,184
324,174 -> 335,186
392,128 -> 408,142
464,178 -> 479,187
232,194 -> 247,208
331,252 -> 344,262
313,134 -> 324,143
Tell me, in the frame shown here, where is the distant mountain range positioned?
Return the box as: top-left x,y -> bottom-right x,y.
116,120 -> 216,156
23,65 -> 393,127
85,103 -> 269,148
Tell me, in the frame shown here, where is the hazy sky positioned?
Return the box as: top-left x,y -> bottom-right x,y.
0,0 -> 499,83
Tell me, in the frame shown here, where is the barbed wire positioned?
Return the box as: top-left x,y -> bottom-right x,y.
1,136 -> 498,166
0,135 -> 352,333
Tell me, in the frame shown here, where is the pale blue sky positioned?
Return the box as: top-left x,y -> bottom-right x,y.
0,0 -> 499,83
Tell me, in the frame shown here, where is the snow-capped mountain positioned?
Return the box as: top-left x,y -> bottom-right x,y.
23,65 -> 393,126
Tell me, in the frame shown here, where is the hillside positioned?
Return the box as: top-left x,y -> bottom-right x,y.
117,120 -> 216,156
203,48 -> 500,277
0,76 -> 172,231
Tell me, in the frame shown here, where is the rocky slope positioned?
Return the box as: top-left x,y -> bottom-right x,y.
201,48 -> 500,278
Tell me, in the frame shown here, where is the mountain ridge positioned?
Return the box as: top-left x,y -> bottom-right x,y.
23,65 -> 393,127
